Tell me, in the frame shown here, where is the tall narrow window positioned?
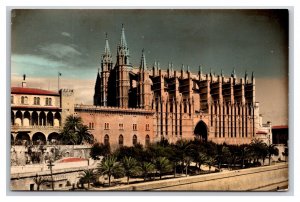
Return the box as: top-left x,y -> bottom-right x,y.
132,135 -> 137,146
21,96 -> 25,104
119,135 -> 124,147
145,135 -> 150,147
11,96 -> 14,104
104,134 -> 109,146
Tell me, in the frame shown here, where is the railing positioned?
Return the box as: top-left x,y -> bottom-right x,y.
11,125 -> 62,130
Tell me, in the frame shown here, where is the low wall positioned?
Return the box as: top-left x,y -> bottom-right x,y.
104,163 -> 288,191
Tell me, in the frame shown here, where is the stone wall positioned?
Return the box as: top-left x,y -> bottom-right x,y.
103,163 -> 288,191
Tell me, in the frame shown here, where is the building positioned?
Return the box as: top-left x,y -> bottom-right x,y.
76,25 -> 260,149
11,76 -> 75,145
11,25 -> 261,149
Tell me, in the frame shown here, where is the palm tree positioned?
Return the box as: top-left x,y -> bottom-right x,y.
97,155 -> 123,186
33,174 -> 49,191
60,115 -> 93,145
154,156 -> 172,180
175,140 -> 192,174
267,144 -> 279,165
139,161 -> 155,181
122,156 -> 140,184
79,169 -> 96,190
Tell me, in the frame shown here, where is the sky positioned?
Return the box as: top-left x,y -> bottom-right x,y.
10,9 -> 289,125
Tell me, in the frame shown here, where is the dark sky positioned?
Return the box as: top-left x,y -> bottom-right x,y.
11,9 -> 288,79
10,9 -> 289,125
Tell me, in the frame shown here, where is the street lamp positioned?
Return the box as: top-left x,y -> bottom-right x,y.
47,159 -> 55,191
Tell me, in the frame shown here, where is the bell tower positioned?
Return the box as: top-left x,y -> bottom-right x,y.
115,24 -> 131,108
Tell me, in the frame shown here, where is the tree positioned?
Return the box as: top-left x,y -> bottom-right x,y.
175,140 -> 192,174
97,155 -> 123,186
33,174 -> 49,191
267,144 -> 279,165
121,156 -> 140,184
90,143 -> 110,160
205,157 -> 215,172
154,156 -> 172,180
139,161 -> 155,181
79,169 -> 97,190
60,115 -> 94,145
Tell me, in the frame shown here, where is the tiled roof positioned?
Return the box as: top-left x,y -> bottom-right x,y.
256,130 -> 268,134
57,157 -> 86,163
11,87 -> 59,96
272,125 -> 288,129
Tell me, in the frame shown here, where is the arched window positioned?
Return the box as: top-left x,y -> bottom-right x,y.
104,134 -> 109,146
119,135 -> 124,147
132,135 -> 137,146
11,96 -> 14,104
145,135 -> 150,147
21,96 -> 25,104
49,98 -> 52,106
37,97 -> 40,105
24,96 -> 28,104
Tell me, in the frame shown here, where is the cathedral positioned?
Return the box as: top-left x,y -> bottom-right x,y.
77,25 -> 260,149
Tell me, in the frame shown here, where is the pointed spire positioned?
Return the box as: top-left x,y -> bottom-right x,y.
245,70 -> 248,81
157,62 -> 160,70
198,65 -> 202,74
171,63 -> 174,75
231,68 -> 236,78
140,49 -> 147,70
210,68 -> 212,76
221,69 -> 223,77
251,71 -> 254,81
154,60 -> 157,68
120,24 -> 127,48
181,64 -> 185,72
104,32 -> 111,55
187,65 -> 190,72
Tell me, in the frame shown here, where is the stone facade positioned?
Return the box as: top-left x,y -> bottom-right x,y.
11,79 -> 75,146
80,25 -> 261,147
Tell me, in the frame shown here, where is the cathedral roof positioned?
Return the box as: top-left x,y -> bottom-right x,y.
11,87 -> 59,96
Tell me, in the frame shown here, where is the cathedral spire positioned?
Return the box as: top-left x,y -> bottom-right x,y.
251,71 -> 254,81
120,24 -> 127,48
221,69 -> 223,77
245,70 -> 248,81
231,68 -> 236,78
104,32 -> 111,55
140,49 -> 147,70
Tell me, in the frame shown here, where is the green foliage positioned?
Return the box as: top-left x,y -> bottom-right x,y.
97,155 -> 124,186
60,115 -> 94,145
154,156 -> 172,179
121,156 -> 140,184
79,169 -> 97,189
90,143 -> 111,160
139,161 -> 155,181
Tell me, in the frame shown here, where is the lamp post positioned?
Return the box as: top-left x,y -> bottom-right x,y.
47,159 -> 55,191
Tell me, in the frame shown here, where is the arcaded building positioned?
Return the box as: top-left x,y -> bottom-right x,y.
76,25 -> 260,149
11,78 -> 75,145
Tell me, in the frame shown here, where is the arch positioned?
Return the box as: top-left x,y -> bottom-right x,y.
39,111 -> 46,126
54,112 -> 61,127
11,111 -> 15,125
145,135 -> 150,147
48,132 -> 60,144
47,112 -> 53,126
132,135 -> 137,146
32,132 -> 46,145
104,134 -> 109,146
119,135 -> 124,147
194,120 -> 208,142
32,111 -> 38,126
15,132 -> 30,145
23,111 -> 30,127
15,110 -> 22,126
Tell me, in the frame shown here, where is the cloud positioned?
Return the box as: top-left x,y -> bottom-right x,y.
11,54 -> 65,69
61,32 -> 71,38
39,43 -> 82,59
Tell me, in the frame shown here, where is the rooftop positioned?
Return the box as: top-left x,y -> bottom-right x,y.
11,87 -> 59,96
